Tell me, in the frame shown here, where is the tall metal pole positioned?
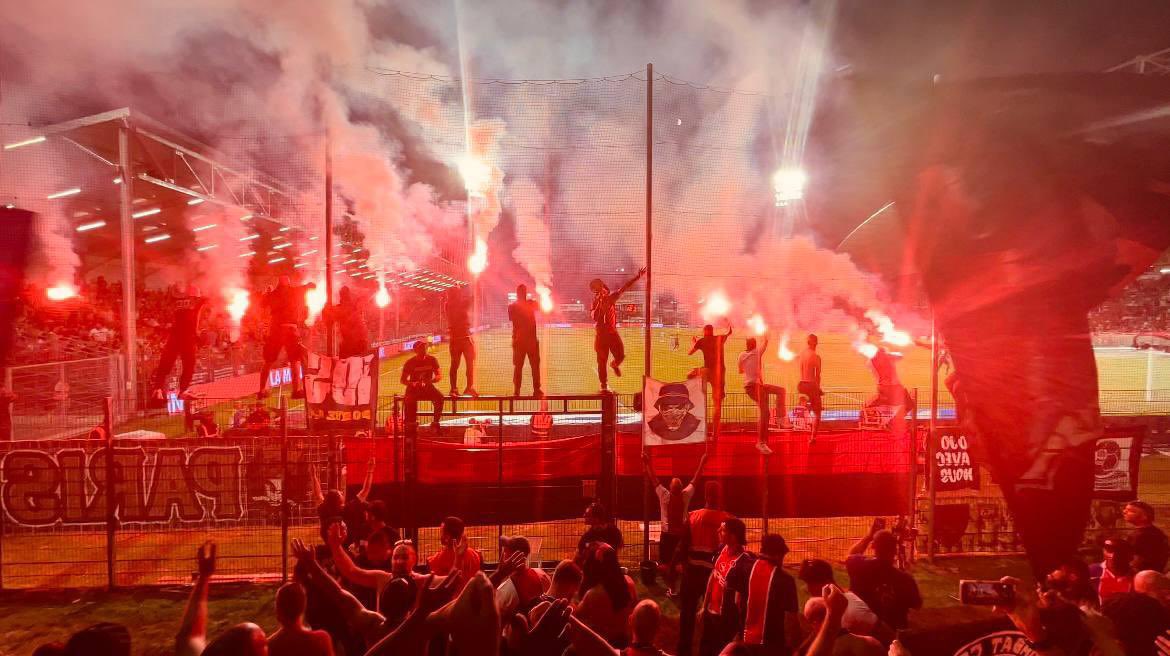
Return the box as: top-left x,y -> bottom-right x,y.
927,317 -> 939,562
324,132 -> 335,357
117,124 -> 137,409
642,63 -> 654,564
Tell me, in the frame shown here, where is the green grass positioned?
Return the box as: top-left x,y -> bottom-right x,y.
0,555 -> 1031,655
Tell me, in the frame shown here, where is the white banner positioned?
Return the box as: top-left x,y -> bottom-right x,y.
306,351 -> 375,406
643,377 -> 707,446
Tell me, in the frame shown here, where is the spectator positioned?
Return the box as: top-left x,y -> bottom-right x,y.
1126,500 -> 1169,573
33,644 -> 65,656
642,450 -> 708,596
576,542 -> 638,648
550,559 -> 585,603
578,502 -> 625,563
796,559 -> 888,642
427,516 -> 483,590
267,582 -> 334,656
493,535 -> 551,618
625,599 -> 669,656
312,462 -> 374,546
364,500 -> 391,540
678,481 -> 731,656
464,418 -> 486,445
198,624 -> 267,656
1092,537 -> 1135,603
801,597 -> 882,656
328,523 -> 420,622
175,542 -> 216,656
65,623 -> 131,656
1135,569 -> 1170,611
698,518 -> 750,656
1100,591 -> 1170,656
727,534 -> 800,654
348,528 -> 393,610
845,522 -> 921,630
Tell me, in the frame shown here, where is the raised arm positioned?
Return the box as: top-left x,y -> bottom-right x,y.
641,452 -> 658,487
356,456 -> 375,502
365,573 -> 463,656
610,266 -> 647,302
848,518 -> 884,556
310,468 -> 324,506
175,541 -> 215,656
808,585 -> 847,656
291,539 -> 382,633
723,320 -> 732,337
685,452 -> 708,489
327,522 -> 386,590
400,363 -> 410,386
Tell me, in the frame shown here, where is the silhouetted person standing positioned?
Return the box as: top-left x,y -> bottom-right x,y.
508,284 -> 542,397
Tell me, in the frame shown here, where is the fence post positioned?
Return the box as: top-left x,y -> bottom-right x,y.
600,393 -> 617,517
498,398 -> 505,546
280,396 -> 289,584
908,389 -> 919,526
403,396 -> 418,543
104,397 -> 116,590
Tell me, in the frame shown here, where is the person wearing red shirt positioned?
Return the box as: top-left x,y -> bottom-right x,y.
1094,537 -> 1135,604
492,535 -> 551,618
699,518 -> 749,656
589,267 -> 646,392
427,516 -> 482,591
677,480 -> 731,656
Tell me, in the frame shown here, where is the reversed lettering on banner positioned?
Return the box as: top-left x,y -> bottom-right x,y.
306,351 -> 376,430
953,630 -> 1037,656
934,430 -> 980,492
0,445 -> 245,527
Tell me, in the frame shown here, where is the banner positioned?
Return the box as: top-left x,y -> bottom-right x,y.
934,430 -> 980,493
952,631 -> 1036,656
1093,427 -> 1144,500
642,377 -> 706,446
305,351 -> 377,429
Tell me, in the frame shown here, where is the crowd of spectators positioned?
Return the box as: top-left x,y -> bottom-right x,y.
1090,273 -> 1170,335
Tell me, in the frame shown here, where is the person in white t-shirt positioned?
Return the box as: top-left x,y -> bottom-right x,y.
738,336 -> 794,445
797,333 -> 824,444
464,418 -> 486,445
641,449 -> 708,596
798,557 -> 894,643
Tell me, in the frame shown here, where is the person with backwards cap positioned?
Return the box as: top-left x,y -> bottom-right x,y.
647,382 -> 703,442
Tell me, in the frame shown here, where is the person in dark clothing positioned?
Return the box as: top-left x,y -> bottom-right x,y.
259,276 -> 315,399
845,525 -> 922,630
151,283 -> 207,401
508,284 -> 542,397
446,287 -> 478,397
576,502 -> 625,563
326,286 -> 369,359
589,267 -> 646,392
401,340 -> 444,432
1126,500 -> 1169,572
726,534 -> 800,655
0,386 -> 16,441
689,321 -> 732,436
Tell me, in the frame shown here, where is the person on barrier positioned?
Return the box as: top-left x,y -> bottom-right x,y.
150,283 -> 207,405
797,333 -> 824,444
642,449 -> 708,596
427,516 -> 482,591
577,502 -> 625,564
863,343 -> 915,437
509,284 -> 543,397
267,582 -> 335,656
492,535 -> 552,619
446,286 -> 478,397
739,334 -> 794,450
678,480 -> 732,656
690,320 -> 732,437
324,286 -> 369,359
589,267 -> 647,392
726,533 -> 800,655
575,542 -> 639,649
1125,500 -> 1169,573
697,518 -> 749,656
258,275 -> 315,400
845,521 -> 922,631
401,340 -> 444,433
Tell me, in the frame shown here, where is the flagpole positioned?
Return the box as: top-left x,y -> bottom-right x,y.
642,62 -> 654,565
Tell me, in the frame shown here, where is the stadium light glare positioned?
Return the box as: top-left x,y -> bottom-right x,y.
46,284 -> 77,301
131,208 -> 161,219
302,249 -> 318,256
772,167 -> 808,206
273,242 -> 292,250
293,262 -> 308,268
144,233 -> 171,244
239,214 -> 253,221
113,177 -> 122,185
4,136 -> 46,150
268,256 -> 286,264
196,244 -> 218,252
187,198 -> 204,206
279,226 -> 291,232
192,224 -> 217,232
240,234 -> 260,241
47,188 -> 82,200
240,251 -> 255,258
76,220 -> 106,232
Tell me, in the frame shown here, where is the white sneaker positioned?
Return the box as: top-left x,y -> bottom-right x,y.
755,442 -> 773,455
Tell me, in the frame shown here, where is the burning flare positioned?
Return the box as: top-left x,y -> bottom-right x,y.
305,284 -> 327,324
700,290 -> 732,322
536,285 -> 554,313
46,284 -> 77,302
374,285 -> 391,308
777,332 -> 796,362
458,155 -> 492,198
864,309 -> 913,347
226,288 -> 249,324
468,239 -> 488,275
747,313 -> 767,336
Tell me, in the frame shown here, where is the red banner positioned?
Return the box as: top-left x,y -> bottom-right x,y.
415,435 -> 602,484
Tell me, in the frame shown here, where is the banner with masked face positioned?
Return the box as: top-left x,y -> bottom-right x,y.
643,377 -> 707,446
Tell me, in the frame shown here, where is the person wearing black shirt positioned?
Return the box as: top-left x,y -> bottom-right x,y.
326,286 -> 369,359
446,287 -> 478,397
589,267 -> 646,392
726,534 -> 800,654
576,502 -> 624,564
259,275 -> 315,399
401,340 -> 444,432
1126,500 -> 1169,572
689,320 -> 732,436
151,283 -> 207,401
508,284 -> 542,397
845,524 -> 922,630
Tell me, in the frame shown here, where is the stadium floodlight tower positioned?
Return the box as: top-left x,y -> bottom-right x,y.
1108,46 -> 1170,75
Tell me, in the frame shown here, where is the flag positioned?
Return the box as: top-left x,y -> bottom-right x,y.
305,351 -> 376,428
643,377 -> 706,446
1093,429 -> 1144,500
